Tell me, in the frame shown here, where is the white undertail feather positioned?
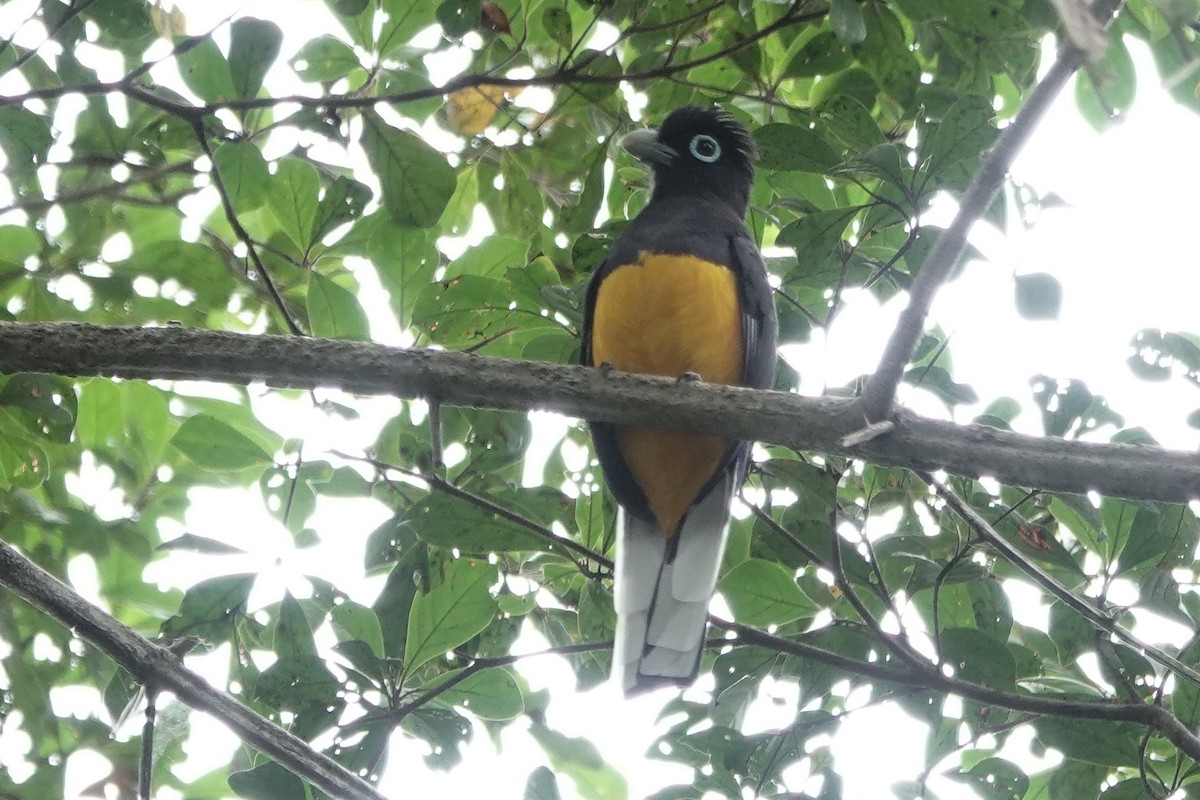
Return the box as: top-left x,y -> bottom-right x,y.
613,470 -> 735,694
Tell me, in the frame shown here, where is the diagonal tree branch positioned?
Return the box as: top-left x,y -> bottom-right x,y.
2,4 -> 828,115
722,620 -> 1200,763
1,321 -> 1196,503
0,538 -> 386,800
858,0 -> 1126,422
925,473 -> 1200,688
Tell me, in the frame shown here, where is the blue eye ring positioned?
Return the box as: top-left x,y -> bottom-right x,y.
689,134 -> 721,163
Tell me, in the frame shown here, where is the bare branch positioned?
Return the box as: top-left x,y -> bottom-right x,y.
0,321 -> 1195,500
3,4 -> 828,116
1,321 -> 1196,503
0,538 -> 386,800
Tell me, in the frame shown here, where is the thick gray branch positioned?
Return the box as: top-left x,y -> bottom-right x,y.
1,322 -> 1196,503
0,538 -> 386,800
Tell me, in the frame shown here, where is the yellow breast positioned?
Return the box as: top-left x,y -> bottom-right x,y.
590,252 -> 744,535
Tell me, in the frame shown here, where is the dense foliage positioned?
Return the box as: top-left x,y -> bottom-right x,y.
2,0 -> 1200,798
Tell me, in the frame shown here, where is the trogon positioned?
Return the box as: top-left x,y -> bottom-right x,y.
580,106 -> 778,694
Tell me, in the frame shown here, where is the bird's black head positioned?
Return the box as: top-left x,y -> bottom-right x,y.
621,105 -> 757,215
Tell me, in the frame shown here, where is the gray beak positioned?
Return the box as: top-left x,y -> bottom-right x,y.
620,128 -> 677,165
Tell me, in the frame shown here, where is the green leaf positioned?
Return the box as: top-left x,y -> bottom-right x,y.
255,654 -> 342,732
228,761 -> 306,800
1174,657 -> 1200,727
351,218 -> 438,329
404,558 -> 497,671
529,723 -> 628,800
906,365 -> 979,405
784,31 -> 853,78
402,491 -> 549,553
412,270 -> 563,356
176,36 -> 236,103
718,559 -> 818,626
1034,718 -> 1142,767
0,410 -> 48,490
561,143 -> 607,232
1049,495 -> 1106,558
267,156 -> 321,251
1127,328 -> 1200,384
567,51 -> 621,105
753,123 -> 839,173
1015,272 -> 1063,320
158,533 -> 247,555
331,601 -> 385,659
291,34 -> 362,82
307,271 -> 371,341
817,94 -> 886,151
376,1 -> 438,56
830,0 -> 867,44
436,666 -> 524,720
213,141 -> 270,213
400,706 -> 472,769
1119,504 -> 1196,573
949,757 -> 1029,800
939,628 -> 1015,689
834,143 -> 911,193
1048,599 -> 1094,664
0,108 -> 52,170
171,414 -> 273,470
525,767 -> 562,800
891,0 -> 1024,34
75,379 -> 123,448
274,592 -> 318,658
444,235 -> 529,279
227,18 -> 282,99
1076,35 -> 1138,130
312,175 -> 372,243
361,110 -> 456,227
0,225 -> 38,274
776,208 -> 859,270
161,574 -> 255,642
541,5 -> 573,50
919,93 -> 997,180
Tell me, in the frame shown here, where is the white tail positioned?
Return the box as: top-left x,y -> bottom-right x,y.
613,469 -> 734,694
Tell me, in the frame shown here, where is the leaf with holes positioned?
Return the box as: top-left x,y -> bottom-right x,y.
404,558 -> 497,672
172,415 -> 273,470
361,111 -> 456,228
718,559 -> 817,626
307,272 -> 370,341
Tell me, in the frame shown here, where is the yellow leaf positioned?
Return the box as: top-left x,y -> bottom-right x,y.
446,85 -> 522,135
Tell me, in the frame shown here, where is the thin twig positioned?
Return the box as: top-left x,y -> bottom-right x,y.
0,0 -> 103,77
0,538 -> 386,800
189,122 -> 304,335
3,5 -> 831,115
336,450 -> 612,569
926,473 -> 1200,689
718,619 -> 1200,762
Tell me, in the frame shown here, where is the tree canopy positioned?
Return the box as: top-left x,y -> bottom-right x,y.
2,0 -> 1200,798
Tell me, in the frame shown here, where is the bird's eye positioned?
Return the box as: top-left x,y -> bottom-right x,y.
688,134 -> 721,163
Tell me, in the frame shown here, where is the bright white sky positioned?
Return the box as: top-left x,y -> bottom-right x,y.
3,2 -> 1200,799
